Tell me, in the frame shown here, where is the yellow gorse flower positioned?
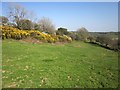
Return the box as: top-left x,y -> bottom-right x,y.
1,26 -> 72,43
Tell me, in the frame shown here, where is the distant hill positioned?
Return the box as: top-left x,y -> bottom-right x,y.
89,32 -> 118,40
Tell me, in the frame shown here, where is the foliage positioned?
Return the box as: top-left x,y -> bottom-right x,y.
76,27 -> 89,41
1,26 -> 29,40
89,32 -> 118,39
87,35 -> 96,42
38,17 -> 55,34
110,39 -> 119,50
1,26 -> 72,43
96,35 -> 112,46
0,16 -> 8,25
56,27 -> 69,35
57,35 -> 72,42
7,22 -> 17,27
67,32 -> 77,40
28,30 -> 56,43
33,23 -> 41,30
17,19 -> 33,30
89,35 -> 119,51
75,34 -> 82,41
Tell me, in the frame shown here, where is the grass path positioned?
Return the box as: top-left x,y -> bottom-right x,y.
2,40 -> 118,88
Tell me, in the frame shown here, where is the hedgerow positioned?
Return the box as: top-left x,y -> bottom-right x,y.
0,26 -> 72,43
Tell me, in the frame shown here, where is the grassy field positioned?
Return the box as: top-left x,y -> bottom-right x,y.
2,40 -> 118,88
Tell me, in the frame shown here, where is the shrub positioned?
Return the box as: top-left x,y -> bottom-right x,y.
56,27 -> 69,35
87,36 -> 96,42
76,27 -> 89,41
57,35 -> 72,42
17,19 -> 33,30
0,16 -> 8,25
1,26 -> 30,40
1,26 -> 72,43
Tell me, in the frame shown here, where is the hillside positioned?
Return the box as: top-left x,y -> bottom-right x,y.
2,40 -> 118,88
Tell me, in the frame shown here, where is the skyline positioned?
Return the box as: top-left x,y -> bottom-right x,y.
1,2 -> 118,32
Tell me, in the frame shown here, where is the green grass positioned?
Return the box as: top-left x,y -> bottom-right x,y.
2,40 -> 118,88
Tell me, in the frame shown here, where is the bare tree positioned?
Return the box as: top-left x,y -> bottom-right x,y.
76,27 -> 89,41
6,3 -> 34,28
38,17 -> 55,34
7,3 -> 26,25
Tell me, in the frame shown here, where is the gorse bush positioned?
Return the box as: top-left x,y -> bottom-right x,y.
1,26 -> 29,40
57,35 -> 72,42
28,30 -> 56,43
0,26 -> 72,43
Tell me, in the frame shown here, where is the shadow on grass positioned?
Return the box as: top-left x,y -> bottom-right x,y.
42,59 -> 54,62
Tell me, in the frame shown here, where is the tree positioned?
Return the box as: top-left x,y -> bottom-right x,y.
33,23 -> 41,30
7,22 -> 17,27
38,17 -> 55,34
67,32 -> 77,40
6,3 -> 34,28
0,16 -> 8,25
96,35 -> 112,47
17,19 -> 33,30
76,27 -> 89,41
87,35 -> 96,42
7,4 -> 27,26
56,27 -> 69,35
